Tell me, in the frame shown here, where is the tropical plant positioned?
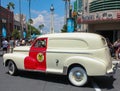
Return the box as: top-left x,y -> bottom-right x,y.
28,18 -> 33,25
12,29 -> 20,39
39,24 -> 44,31
28,18 -> 33,36
7,2 -> 15,10
61,24 -> 67,32
28,24 -> 40,35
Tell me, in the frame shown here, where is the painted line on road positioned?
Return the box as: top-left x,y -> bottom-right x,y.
91,80 -> 101,91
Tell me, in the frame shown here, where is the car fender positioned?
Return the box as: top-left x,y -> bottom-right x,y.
63,56 -> 106,76
3,53 -> 28,70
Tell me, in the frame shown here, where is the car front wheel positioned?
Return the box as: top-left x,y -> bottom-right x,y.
68,67 -> 88,86
8,61 -> 17,76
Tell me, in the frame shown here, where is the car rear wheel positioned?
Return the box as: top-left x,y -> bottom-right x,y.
8,61 -> 17,76
68,67 -> 88,86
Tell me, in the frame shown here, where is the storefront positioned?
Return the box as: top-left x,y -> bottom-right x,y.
79,10 -> 120,43
0,6 -> 14,47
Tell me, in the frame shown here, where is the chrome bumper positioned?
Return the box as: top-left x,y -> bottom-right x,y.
113,62 -> 118,74
107,61 -> 119,76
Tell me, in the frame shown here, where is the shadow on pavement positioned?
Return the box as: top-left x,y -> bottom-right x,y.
5,69 -> 118,90
92,76 -> 116,90
7,70 -> 92,88
16,71 -> 69,85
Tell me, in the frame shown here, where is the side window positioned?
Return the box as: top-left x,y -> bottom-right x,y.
34,39 -> 46,48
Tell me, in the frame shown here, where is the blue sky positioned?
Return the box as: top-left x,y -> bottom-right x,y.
1,0 -> 75,33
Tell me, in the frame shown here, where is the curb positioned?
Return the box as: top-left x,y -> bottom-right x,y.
0,49 -> 3,56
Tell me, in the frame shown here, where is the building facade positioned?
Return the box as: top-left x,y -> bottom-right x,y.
14,14 -> 27,37
76,0 -> 120,43
0,6 -> 14,47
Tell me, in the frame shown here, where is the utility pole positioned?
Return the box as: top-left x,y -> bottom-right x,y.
50,4 -> 54,33
28,0 -> 31,36
19,0 -> 22,38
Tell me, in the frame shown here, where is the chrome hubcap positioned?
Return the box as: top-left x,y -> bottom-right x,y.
73,71 -> 83,81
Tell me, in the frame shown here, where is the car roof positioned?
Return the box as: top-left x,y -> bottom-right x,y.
37,32 -> 103,39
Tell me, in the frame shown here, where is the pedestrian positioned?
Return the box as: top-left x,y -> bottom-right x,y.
21,38 -> 25,46
9,37 -> 15,53
15,39 -> 20,47
2,38 -> 8,54
113,39 -> 120,59
106,38 -> 114,57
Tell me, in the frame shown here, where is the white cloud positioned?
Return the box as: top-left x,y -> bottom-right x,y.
32,14 -> 44,27
32,10 -> 64,34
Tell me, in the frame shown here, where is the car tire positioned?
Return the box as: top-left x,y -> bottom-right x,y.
68,67 -> 88,86
8,61 -> 17,76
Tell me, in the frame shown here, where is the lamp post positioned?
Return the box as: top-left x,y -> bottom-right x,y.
50,4 -> 54,33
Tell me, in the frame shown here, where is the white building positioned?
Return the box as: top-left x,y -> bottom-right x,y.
14,14 -> 27,33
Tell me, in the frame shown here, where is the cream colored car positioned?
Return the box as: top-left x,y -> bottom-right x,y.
3,33 -> 118,86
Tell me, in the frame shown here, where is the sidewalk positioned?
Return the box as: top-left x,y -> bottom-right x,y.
0,48 -> 3,56
112,57 -> 120,67
0,48 -> 10,56
112,57 -> 120,62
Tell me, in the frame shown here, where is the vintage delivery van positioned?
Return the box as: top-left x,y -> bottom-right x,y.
3,33 -> 118,86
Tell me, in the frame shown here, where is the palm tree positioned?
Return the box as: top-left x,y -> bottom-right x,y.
27,0 -> 32,36
28,18 -> 33,25
7,2 -> 15,10
28,18 -> 33,36
27,0 -> 31,22
39,24 -> 44,33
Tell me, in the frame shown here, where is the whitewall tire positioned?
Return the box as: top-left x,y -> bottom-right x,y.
8,61 -> 17,76
68,67 -> 88,86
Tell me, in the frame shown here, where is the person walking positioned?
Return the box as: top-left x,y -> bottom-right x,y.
113,39 -> 120,59
9,37 -> 15,53
2,38 -> 8,55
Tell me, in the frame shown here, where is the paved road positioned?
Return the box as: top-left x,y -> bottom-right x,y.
0,56 -> 120,91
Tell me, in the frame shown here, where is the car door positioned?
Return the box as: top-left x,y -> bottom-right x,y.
24,38 -> 47,71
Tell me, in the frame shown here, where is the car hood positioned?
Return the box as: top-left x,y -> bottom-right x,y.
13,46 -> 31,52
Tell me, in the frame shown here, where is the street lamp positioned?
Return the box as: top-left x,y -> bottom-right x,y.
50,4 -> 54,33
